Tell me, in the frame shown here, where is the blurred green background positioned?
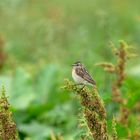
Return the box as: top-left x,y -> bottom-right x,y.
0,0 -> 140,139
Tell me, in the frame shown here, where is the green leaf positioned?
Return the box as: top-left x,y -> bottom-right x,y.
35,64 -> 59,104
10,67 -> 35,109
124,77 -> 140,108
18,121 -> 52,140
116,123 -> 128,138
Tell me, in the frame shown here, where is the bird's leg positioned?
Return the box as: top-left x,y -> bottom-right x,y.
74,83 -> 85,92
80,85 -> 85,91
74,83 -> 83,87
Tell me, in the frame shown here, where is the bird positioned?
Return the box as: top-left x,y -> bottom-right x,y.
72,61 -> 96,86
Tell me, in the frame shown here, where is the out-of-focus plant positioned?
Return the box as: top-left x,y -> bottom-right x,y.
0,86 -> 18,140
96,40 -> 140,140
50,131 -> 64,140
112,116 -> 117,140
97,40 -> 136,125
10,64 -> 75,140
0,36 -> 6,71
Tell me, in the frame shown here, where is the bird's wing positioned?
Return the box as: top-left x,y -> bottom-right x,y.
76,67 -> 96,85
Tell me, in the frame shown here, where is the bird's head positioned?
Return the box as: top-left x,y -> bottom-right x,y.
72,61 -> 83,67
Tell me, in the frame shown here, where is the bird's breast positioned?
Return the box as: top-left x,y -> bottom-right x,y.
72,68 -> 85,84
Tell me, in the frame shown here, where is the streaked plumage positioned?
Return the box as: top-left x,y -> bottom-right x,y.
72,61 -> 96,86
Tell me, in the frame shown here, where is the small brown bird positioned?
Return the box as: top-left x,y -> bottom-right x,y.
72,61 -> 96,86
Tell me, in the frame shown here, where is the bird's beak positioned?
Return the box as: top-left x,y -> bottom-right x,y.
71,64 -> 75,66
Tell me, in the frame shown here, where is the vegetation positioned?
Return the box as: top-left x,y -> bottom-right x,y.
0,0 -> 140,140
0,86 -> 18,140
64,80 -> 108,140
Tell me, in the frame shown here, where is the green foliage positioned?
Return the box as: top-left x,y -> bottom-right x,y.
0,0 -> 140,139
125,76 -> 140,108
3,65 -> 76,139
10,67 -> 35,109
